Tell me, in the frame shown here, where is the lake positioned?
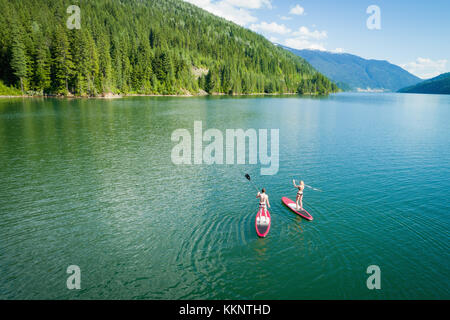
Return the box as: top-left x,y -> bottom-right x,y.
0,93 -> 449,299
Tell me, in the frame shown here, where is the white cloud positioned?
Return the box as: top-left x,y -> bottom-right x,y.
292,26 -> 327,40
250,21 -> 291,35
401,57 -> 448,79
226,0 -> 272,9
289,4 -> 305,15
185,0 -> 259,26
186,0 -> 209,5
280,16 -> 292,21
184,0 -> 271,26
284,38 -> 326,51
332,48 -> 345,53
283,26 -> 328,50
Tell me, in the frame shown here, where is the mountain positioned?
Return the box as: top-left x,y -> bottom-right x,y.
0,0 -> 337,96
398,72 -> 450,94
281,46 -> 421,92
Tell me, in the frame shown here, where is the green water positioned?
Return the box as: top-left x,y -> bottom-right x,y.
0,93 -> 449,299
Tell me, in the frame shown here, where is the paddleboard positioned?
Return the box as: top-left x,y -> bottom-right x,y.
255,207 -> 271,237
281,197 -> 313,221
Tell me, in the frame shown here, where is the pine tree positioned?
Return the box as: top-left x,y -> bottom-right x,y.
11,36 -> 27,94
205,70 -> 216,93
97,36 -> 113,93
69,29 -> 89,94
86,31 -> 99,95
32,28 -> 51,93
51,26 -> 73,94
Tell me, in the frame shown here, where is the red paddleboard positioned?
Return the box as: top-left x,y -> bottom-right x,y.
255,207 -> 271,237
281,197 -> 313,221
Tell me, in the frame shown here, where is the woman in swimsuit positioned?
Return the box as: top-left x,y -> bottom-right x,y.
292,179 -> 305,211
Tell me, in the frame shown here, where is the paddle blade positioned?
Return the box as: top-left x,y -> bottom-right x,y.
306,184 -> 322,192
245,174 -> 251,181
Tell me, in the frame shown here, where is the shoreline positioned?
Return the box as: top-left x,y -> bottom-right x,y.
0,92 -> 307,99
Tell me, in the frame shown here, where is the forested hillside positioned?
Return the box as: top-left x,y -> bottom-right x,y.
0,0 -> 338,96
398,72 -> 450,94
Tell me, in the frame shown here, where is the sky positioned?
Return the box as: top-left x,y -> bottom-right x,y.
184,0 -> 450,79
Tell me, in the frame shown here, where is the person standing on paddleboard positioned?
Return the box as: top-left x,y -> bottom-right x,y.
257,188 -> 270,217
292,180 -> 305,211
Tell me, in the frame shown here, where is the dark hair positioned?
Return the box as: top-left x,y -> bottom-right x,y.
262,188 -> 265,193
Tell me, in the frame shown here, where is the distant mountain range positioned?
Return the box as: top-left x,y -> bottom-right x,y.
398,72 -> 450,94
280,46 -> 422,92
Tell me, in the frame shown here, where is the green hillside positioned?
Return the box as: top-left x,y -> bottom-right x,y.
0,0 -> 338,96
398,72 -> 450,95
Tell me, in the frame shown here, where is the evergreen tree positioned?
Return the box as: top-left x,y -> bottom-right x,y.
97,36 -> 113,92
69,29 -> 89,94
205,70 -> 217,93
31,28 -> 51,93
86,31 -> 99,95
11,36 -> 27,93
51,26 -> 73,94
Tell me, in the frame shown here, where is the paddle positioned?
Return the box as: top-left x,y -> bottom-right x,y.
294,179 -> 322,192
245,173 -> 261,193
305,184 -> 322,192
